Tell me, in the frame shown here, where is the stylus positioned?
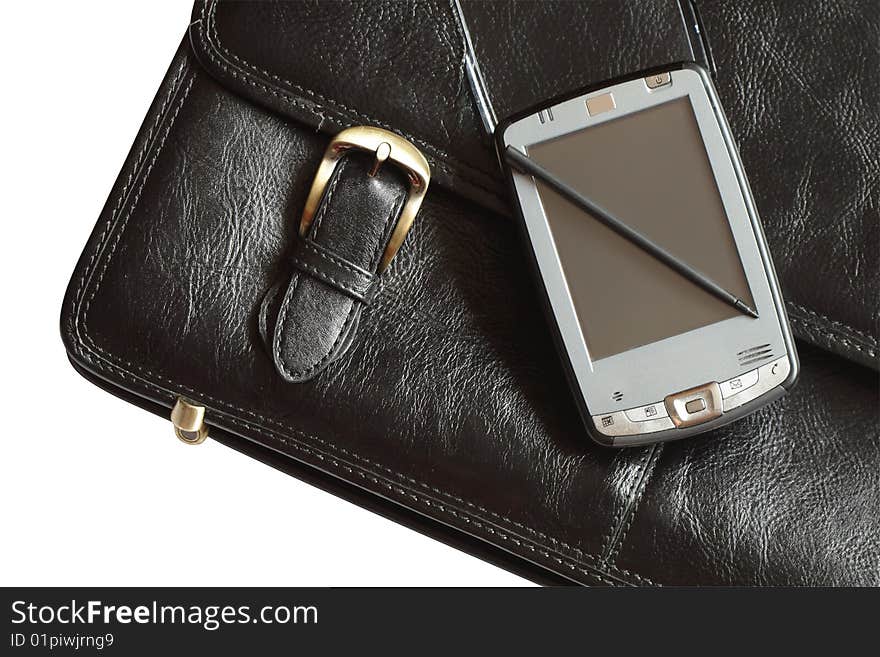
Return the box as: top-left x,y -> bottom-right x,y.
505,146 -> 759,319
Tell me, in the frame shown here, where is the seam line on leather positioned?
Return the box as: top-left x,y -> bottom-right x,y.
199,0 -> 504,195
604,444 -> 664,567
196,0 -> 877,360
598,447 -> 651,561
72,67 -> 193,350
787,303 -> 877,353
273,183 -> 401,379
69,351 -> 644,587
789,315 -> 877,360
66,14 -> 873,587
206,0 -> 497,178
788,302 -> 877,345
289,257 -> 372,301
73,347 -> 637,586
66,52 -> 653,586
600,443 -> 663,568
299,240 -> 374,277
78,75 -> 196,341
70,60 -> 189,348
272,166 -> 354,379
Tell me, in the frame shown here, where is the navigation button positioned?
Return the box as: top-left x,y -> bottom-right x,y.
665,382 -> 723,428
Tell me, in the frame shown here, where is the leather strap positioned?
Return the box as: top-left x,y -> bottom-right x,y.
289,238 -> 380,304
455,0 -> 713,131
260,152 -> 408,382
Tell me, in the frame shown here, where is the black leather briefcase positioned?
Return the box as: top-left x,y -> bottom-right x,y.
61,0 -> 879,585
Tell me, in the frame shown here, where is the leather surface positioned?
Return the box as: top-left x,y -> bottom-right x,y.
62,1 -> 880,585
698,0 -> 879,370
457,0 -> 697,120
190,0 -> 878,369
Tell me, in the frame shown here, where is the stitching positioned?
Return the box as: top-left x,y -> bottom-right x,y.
75,338 -> 648,585
70,1 -> 867,583
311,160 -> 346,239
271,166 -> 346,376
86,344 -> 632,580
605,444 -> 664,565
79,350 -> 655,585
195,51 -> 494,195
787,301 -> 877,347
196,0 -> 505,203
290,257 -> 371,301
370,203 -> 402,270
275,201 -> 403,378
74,345 -> 656,585
203,0 -> 499,182
197,0 -> 876,351
69,56 -> 658,588
71,61 -> 189,347
73,348 -> 624,587
299,239 -> 372,277
80,74 -> 197,343
791,317 -> 877,358
272,272 -> 358,380
272,163 -> 362,380
599,444 -> 655,563
789,315 -> 877,359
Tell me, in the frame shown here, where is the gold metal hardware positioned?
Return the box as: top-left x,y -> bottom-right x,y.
300,126 -> 431,273
368,141 -> 392,177
170,397 -> 208,445
664,382 -> 723,428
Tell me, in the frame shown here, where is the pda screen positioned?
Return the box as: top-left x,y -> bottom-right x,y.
528,96 -> 754,361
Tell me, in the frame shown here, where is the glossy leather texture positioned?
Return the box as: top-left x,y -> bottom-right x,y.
191,0 -> 878,369
61,0 -> 879,585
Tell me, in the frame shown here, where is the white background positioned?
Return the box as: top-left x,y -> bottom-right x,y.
0,1 -> 528,587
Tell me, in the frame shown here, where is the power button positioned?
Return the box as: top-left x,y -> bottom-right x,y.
645,72 -> 672,89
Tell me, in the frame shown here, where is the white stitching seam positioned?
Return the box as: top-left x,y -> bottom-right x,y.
72,60 -> 189,348
299,240 -> 373,277
788,315 -> 877,359
271,162 -> 373,380
599,443 -> 655,562
204,0 -> 499,182
289,257 -> 372,301
604,444 -> 664,565
69,60 -> 656,586
196,0 -> 507,206
69,7 -> 876,589
197,0 -> 878,363
787,302 -> 877,349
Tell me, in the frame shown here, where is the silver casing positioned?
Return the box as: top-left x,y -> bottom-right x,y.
500,65 -> 798,446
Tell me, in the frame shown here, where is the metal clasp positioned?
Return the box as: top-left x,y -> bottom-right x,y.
170,397 -> 209,445
299,126 -> 431,273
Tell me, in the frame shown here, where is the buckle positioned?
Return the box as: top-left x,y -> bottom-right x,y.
299,126 -> 431,273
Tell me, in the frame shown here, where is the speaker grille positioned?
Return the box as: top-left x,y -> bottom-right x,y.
738,343 -> 774,367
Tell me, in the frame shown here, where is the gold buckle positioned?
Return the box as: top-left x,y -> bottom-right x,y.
299,127 -> 431,273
